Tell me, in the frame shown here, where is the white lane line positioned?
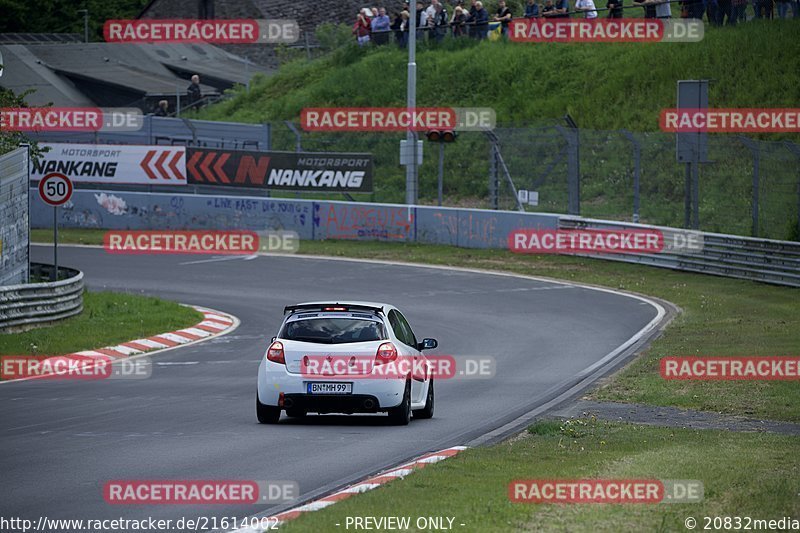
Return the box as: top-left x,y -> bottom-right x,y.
179,255 -> 258,266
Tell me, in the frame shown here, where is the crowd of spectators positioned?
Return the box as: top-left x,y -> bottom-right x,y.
352,0 -> 799,44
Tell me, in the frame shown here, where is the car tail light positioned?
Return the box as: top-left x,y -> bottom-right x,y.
323,306 -> 347,311
375,342 -> 397,366
267,341 -> 285,364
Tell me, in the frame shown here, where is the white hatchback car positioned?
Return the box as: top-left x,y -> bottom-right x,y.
256,302 -> 437,425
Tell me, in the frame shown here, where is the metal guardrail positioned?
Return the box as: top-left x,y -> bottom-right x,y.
560,217 -> 800,288
0,263 -> 84,332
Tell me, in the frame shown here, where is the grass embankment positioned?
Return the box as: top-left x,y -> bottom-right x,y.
0,291 -> 202,357
31,230 -> 800,422
280,418 -> 800,532
193,20 -> 800,239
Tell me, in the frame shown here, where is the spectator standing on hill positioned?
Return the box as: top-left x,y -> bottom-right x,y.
715,0 -> 734,22
654,0 -> 672,17
493,0 -> 513,35
451,6 -> 469,35
730,0 -> 747,22
186,74 -> 202,110
554,0 -> 570,17
633,0 -> 657,18
472,1 -> 489,38
576,0 -> 599,17
607,0 -> 624,17
775,0 -> 790,17
706,0 -> 720,24
425,0 -> 439,21
467,0 -> 479,36
525,0 -> 541,17
396,10 -> 410,46
433,3 -> 449,40
154,100 -> 169,117
353,9 -> 371,45
542,0 -> 557,15
371,7 -> 391,44
416,1 -> 429,39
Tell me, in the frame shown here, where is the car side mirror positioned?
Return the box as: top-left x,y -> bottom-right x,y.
419,338 -> 438,350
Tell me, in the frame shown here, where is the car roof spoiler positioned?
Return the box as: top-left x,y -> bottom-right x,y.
283,303 -> 385,315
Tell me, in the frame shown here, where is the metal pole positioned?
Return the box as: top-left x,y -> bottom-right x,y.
405,0 -> 418,205
52,207 -> 58,282
692,160 -> 700,230
684,163 -> 691,229
622,130 -> 640,223
437,142 -> 444,206
752,148 -> 760,237
78,10 -> 89,43
21,143 -> 31,284
176,84 -> 181,118
489,142 -> 498,210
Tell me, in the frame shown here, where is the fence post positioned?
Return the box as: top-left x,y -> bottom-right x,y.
740,137 -> 760,237
622,130 -> 641,223
784,142 -> 800,239
488,141 -> 498,210
556,125 -> 580,216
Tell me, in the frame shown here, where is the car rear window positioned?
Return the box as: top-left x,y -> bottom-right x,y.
280,318 -> 386,344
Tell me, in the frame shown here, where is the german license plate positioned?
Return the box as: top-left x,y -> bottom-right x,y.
307,382 -> 352,395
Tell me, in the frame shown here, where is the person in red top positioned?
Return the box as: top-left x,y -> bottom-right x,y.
353,9 -> 372,45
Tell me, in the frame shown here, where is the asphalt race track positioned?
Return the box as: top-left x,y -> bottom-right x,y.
1,245 -> 662,527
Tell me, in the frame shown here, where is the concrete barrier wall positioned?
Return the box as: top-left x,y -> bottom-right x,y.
30,190 -> 559,248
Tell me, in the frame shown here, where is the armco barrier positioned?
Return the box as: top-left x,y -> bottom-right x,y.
560,217 -> 800,288
28,190 -> 800,288
0,263 -> 84,332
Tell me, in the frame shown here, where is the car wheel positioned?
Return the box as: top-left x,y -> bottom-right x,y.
388,380 -> 412,426
256,392 -> 280,424
413,379 -> 434,419
285,409 -> 307,418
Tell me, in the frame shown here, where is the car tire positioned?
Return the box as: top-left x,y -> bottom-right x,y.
388,380 -> 412,426
285,409 -> 307,418
256,392 -> 281,424
413,379 -> 434,419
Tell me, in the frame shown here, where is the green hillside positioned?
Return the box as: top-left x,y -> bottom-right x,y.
198,20 -> 800,239
203,20 -> 799,130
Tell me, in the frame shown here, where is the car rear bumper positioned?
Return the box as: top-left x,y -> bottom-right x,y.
257,359 -> 406,411
283,393 -> 382,413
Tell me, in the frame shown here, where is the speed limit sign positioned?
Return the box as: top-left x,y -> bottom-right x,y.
39,172 -> 73,206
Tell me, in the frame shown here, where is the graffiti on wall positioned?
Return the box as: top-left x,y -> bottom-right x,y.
314,204 -> 414,240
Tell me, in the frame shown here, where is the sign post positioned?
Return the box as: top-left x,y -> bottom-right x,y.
38,172 -> 73,281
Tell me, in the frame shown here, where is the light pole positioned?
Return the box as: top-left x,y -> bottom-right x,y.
77,9 -> 89,43
405,0 -> 418,205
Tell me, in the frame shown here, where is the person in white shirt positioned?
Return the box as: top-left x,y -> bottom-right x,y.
575,0 -> 599,17
652,0 -> 672,18
425,0 -> 440,21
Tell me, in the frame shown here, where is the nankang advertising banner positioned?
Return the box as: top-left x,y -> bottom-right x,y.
185,148 -> 373,193
30,143 -> 186,185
